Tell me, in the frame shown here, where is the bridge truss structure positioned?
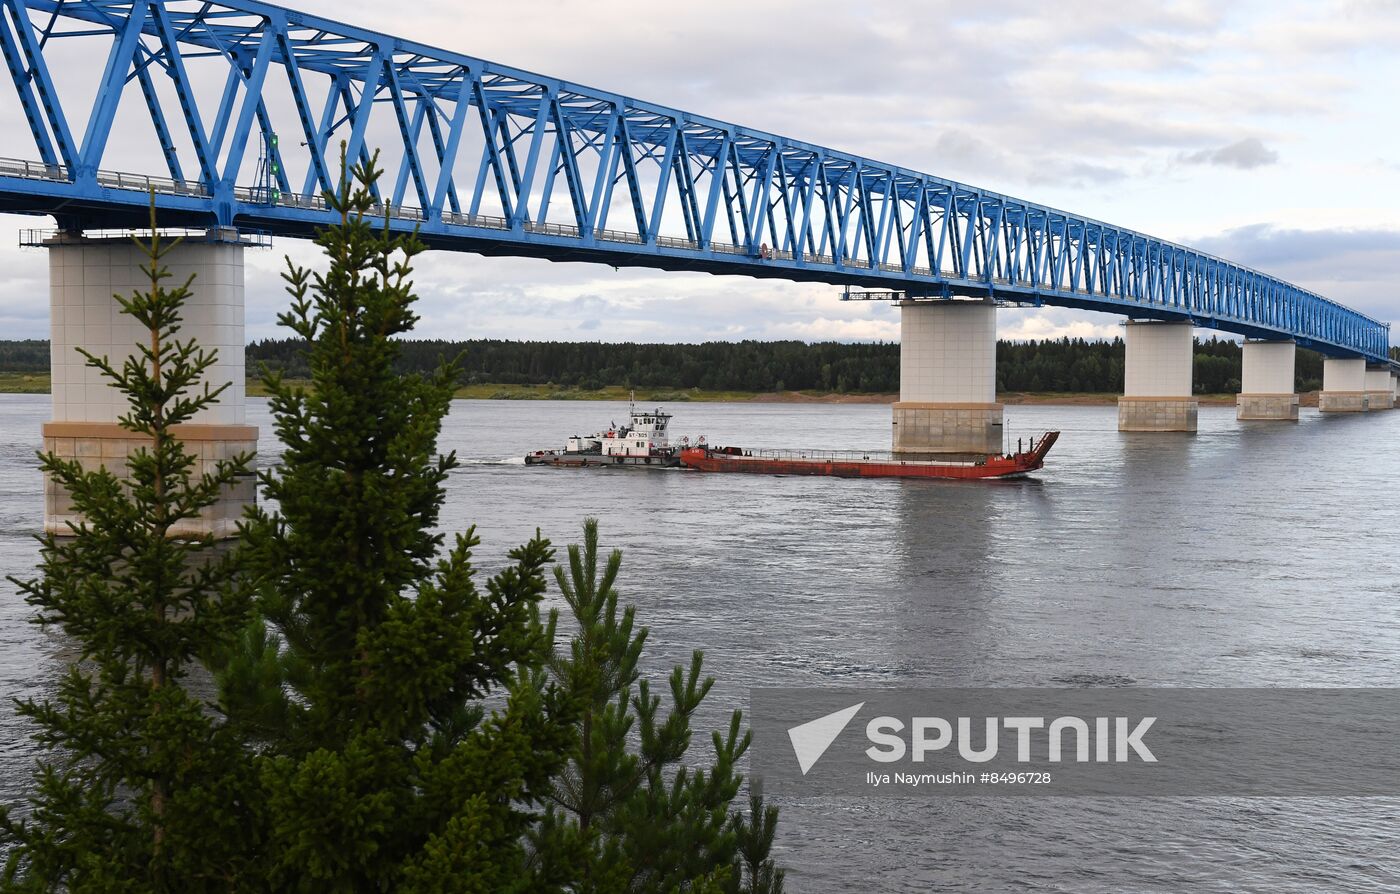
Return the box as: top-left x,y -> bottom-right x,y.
0,0 -> 1390,361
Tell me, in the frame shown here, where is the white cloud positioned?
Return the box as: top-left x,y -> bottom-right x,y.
767,317 -> 900,342
1179,138 -> 1280,169
997,309 -> 1124,343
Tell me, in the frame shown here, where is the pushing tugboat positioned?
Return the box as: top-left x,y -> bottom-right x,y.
526,397 -> 1060,479
525,399 -> 685,468
679,431 -> 1059,480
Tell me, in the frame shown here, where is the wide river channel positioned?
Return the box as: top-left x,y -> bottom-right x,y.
2,393 -> 1398,891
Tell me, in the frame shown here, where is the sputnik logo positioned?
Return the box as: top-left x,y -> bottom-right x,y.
787,702 -> 864,775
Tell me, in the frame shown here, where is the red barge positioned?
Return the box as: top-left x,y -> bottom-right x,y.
679,432 -> 1059,480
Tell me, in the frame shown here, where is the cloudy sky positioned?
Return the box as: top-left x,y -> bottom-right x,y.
1,0 -> 1397,345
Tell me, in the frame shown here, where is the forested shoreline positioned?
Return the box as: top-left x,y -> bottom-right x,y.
1,336 -> 1380,394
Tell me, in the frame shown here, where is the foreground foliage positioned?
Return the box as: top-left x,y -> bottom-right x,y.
217,155 -> 573,890
1,208 -> 259,890
532,519 -> 784,893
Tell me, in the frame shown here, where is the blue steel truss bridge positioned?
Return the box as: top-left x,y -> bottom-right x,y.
0,0 -> 1392,364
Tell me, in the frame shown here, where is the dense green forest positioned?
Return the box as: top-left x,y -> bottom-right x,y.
0,340 -> 47,372
4,336 -> 1393,394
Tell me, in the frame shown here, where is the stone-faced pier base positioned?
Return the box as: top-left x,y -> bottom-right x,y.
42,422 -> 257,538
1117,397 -> 1198,432
1236,393 -> 1299,421
891,402 -> 1003,459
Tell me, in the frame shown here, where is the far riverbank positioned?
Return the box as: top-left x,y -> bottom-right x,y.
0,373 -> 1310,406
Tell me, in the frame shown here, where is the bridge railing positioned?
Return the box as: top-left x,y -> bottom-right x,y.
0,156 -> 67,183
95,170 -> 208,198
442,210 -> 509,231
17,227 -> 272,247
0,154 -> 209,199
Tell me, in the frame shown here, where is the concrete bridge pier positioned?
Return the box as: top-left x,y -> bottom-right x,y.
1118,320 -> 1197,432
1236,339 -> 1298,421
43,230 -> 256,537
1319,358 -> 1368,413
1364,366 -> 1394,410
891,299 -> 1003,458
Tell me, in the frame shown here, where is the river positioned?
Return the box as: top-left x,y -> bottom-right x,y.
2,393 -> 1398,891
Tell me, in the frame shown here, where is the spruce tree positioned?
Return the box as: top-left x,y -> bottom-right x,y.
218,154 -> 574,890
534,519 -> 784,893
1,206 -> 260,890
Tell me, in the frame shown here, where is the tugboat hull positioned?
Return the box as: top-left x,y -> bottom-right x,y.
525,452 -> 680,468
